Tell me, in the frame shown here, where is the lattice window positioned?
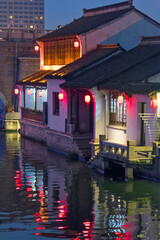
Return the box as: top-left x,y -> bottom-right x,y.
44,37 -> 80,65
109,91 -> 126,126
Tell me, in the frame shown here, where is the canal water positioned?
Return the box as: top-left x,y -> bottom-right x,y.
0,133 -> 160,240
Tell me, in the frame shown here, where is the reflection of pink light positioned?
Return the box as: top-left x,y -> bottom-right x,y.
58,226 -> 67,230
27,194 -> 33,198
83,221 -> 90,227
14,171 -> 23,190
35,233 -> 41,236
35,227 -> 45,230
27,187 -> 32,192
124,232 -> 132,240
115,232 -> 123,237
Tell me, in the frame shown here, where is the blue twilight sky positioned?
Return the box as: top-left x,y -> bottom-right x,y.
45,0 -> 160,30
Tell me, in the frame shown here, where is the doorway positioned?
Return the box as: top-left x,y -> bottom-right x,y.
137,102 -> 146,146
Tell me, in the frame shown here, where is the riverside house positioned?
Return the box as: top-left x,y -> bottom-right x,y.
18,1 -> 160,174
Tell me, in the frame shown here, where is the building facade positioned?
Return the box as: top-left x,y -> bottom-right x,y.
0,0 -> 44,29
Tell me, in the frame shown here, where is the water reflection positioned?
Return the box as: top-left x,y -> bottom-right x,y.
0,133 -> 160,239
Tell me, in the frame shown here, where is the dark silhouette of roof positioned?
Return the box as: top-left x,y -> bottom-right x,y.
61,37 -> 160,94
46,44 -> 122,79
37,2 -> 133,41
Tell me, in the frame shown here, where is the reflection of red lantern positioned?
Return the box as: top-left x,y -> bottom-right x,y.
118,95 -> 124,105
34,45 -> 39,53
14,88 -> 19,95
27,89 -> 31,96
39,90 -> 43,97
58,93 -> 63,101
85,95 -> 91,104
151,99 -> 158,108
74,41 -> 80,48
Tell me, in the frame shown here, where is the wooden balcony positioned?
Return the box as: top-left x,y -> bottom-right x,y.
21,107 -> 43,123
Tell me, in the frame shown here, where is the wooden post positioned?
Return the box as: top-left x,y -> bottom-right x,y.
127,140 -> 135,161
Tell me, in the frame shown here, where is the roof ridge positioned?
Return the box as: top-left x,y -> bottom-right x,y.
83,1 -> 133,17
140,36 -> 160,45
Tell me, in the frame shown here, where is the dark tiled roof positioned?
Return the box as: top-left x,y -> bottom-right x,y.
18,70 -> 53,86
61,43 -> 160,91
46,44 -> 122,79
99,54 -> 160,94
37,8 -> 131,41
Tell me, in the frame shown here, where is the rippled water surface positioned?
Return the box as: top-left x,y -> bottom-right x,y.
1,132 -> 160,240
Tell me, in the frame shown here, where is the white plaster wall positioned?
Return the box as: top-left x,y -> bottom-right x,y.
127,94 -> 157,146
47,79 -> 67,133
107,125 -> 127,144
80,11 -> 142,54
90,87 -> 105,140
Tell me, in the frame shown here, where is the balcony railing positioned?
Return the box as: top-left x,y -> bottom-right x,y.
99,137 -> 155,165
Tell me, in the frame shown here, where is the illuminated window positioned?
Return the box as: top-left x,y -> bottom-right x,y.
44,37 -> 80,65
53,92 -> 59,115
109,91 -> 126,126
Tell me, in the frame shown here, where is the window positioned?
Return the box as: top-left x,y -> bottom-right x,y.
53,92 -> 59,115
44,37 -> 80,65
109,91 -> 126,126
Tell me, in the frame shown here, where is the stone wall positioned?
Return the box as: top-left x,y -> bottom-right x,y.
20,119 -> 83,158
20,119 -> 46,144
0,41 -> 40,107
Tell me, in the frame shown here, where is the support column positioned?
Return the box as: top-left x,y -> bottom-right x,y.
67,90 -> 72,124
125,167 -> 133,181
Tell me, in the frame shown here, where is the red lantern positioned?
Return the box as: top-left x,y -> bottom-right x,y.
27,89 -> 31,96
118,95 -> 124,105
85,95 -> 91,104
74,41 -> 80,48
14,88 -> 19,95
34,45 -> 39,53
58,93 -> 63,101
39,90 -> 43,97
151,99 -> 158,108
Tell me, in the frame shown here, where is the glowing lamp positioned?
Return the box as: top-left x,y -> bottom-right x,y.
118,95 -> 124,105
14,88 -> 19,95
39,90 -> 43,97
27,89 -> 31,96
74,41 -> 80,48
58,93 -> 63,101
151,99 -> 158,108
34,45 -> 39,53
85,95 -> 91,103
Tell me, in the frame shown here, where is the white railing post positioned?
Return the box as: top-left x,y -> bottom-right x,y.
127,140 -> 135,161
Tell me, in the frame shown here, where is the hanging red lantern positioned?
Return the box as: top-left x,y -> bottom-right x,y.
151,99 -> 158,108
34,45 -> 40,53
74,40 -> 80,48
39,90 -> 43,97
27,89 -> 31,96
58,93 -> 63,101
85,95 -> 91,104
14,88 -> 19,95
118,95 -> 124,105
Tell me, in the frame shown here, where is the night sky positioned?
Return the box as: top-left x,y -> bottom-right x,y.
45,0 -> 160,30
